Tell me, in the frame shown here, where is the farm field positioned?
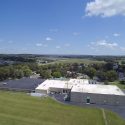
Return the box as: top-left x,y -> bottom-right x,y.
39,58 -> 105,65
0,91 -> 125,125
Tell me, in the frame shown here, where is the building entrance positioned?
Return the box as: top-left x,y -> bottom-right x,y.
86,97 -> 90,104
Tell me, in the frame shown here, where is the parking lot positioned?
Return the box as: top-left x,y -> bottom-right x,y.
0,78 -> 44,92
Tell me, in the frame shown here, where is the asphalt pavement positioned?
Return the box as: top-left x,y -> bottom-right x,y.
0,78 -> 44,92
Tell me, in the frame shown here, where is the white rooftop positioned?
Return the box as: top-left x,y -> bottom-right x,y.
36,79 -> 90,91
36,79 -> 72,90
35,79 -> 125,96
71,84 -> 125,95
69,79 -> 89,85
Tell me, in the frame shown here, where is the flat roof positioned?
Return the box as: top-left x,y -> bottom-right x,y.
71,84 -> 125,95
35,79 -> 125,96
35,80 -> 72,90
69,79 -> 89,85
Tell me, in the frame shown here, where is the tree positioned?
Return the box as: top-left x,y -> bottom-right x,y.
84,67 -> 96,79
0,67 -> 10,80
119,80 -> 125,85
96,71 -> 107,81
23,69 -> 32,77
26,63 -> 39,71
52,71 -> 62,78
40,70 -> 51,79
22,66 -> 32,77
106,70 -> 118,82
121,60 -> 125,65
104,62 -> 113,71
13,69 -> 24,79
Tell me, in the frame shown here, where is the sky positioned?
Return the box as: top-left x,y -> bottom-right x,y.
0,0 -> 125,55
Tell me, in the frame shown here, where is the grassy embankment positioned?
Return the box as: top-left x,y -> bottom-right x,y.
109,81 -> 125,89
0,91 -> 124,125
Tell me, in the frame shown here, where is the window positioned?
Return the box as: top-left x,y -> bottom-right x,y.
63,90 -> 68,93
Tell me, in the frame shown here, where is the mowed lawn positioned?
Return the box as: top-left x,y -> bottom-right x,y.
109,81 -> 125,89
0,91 -> 125,125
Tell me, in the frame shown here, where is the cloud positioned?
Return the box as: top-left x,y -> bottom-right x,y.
36,43 -> 43,47
56,46 -> 61,49
113,33 -> 120,37
36,43 -> 48,47
88,39 -> 125,53
85,0 -> 125,17
96,40 -> 118,48
89,40 -> 118,49
45,37 -> 53,41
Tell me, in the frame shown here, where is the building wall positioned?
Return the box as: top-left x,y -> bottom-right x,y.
71,92 -> 125,106
49,87 -> 71,94
35,89 -> 47,94
49,87 -> 63,94
35,87 -> 71,94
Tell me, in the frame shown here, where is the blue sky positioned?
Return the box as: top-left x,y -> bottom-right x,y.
0,0 -> 125,55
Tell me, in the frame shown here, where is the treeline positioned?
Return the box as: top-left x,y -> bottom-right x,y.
0,64 -> 32,81
1,54 -> 125,61
0,61 -> 125,83
0,54 -> 36,63
36,62 -> 122,82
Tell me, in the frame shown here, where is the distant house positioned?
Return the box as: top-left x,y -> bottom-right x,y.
113,63 -> 119,70
77,73 -> 89,79
30,72 -> 40,79
0,60 -> 14,65
119,72 -> 125,81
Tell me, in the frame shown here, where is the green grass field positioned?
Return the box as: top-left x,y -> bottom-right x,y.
55,58 -> 105,64
39,58 -> 105,65
0,91 -> 125,125
109,81 -> 125,89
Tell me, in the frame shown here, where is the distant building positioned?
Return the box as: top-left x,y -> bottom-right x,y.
30,72 -> 40,79
119,72 -> 125,81
113,63 -> 119,70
